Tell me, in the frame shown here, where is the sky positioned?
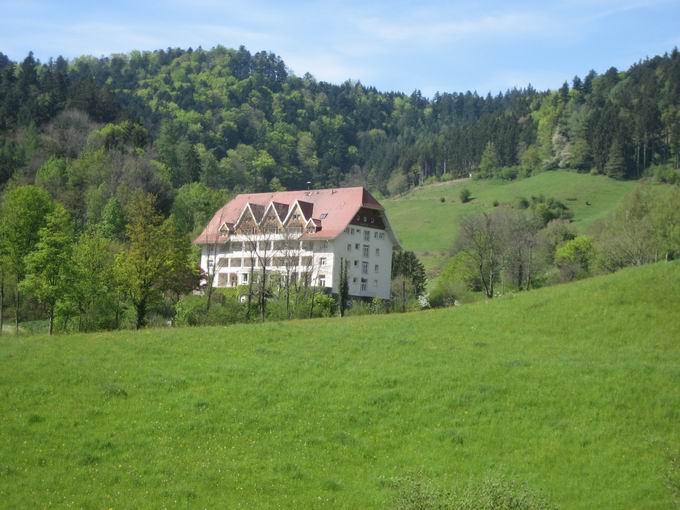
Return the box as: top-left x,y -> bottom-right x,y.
1,0 -> 679,96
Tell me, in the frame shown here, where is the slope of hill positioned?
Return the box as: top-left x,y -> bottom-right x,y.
1,262 -> 679,508
384,171 -> 636,276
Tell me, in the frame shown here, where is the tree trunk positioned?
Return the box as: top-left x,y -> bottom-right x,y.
260,267 -> 267,323
245,263 -> 254,321
309,286 -> 316,318
0,273 -> 4,337
401,279 -> 406,313
48,304 -> 54,336
285,273 -> 291,319
135,298 -> 147,330
15,286 -> 19,335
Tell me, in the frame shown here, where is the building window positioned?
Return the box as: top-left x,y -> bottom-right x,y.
360,278 -> 367,292
373,279 -> 378,288
319,257 -> 327,266
362,261 -> 368,274
374,264 -> 379,273
207,259 -> 214,271
320,213 -> 328,219
363,245 -> 369,257
364,230 -> 370,241
374,232 -> 378,239
241,273 -> 248,284
354,260 -> 358,267
347,243 -> 351,252
318,275 -> 326,287
355,243 -> 359,250
353,277 -> 358,283
350,228 -> 354,235
379,233 -> 385,239
376,248 -> 380,256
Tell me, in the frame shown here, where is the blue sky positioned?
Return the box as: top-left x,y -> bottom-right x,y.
1,0 -> 679,96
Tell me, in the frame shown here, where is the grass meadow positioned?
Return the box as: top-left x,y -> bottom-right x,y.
1,262 -> 679,508
383,171 -> 636,278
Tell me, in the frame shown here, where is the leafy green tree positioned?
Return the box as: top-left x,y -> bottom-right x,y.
555,235 -> 595,281
64,229 -> 124,332
116,193 -> 194,328
99,196 -> 126,240
0,186 -> 54,333
20,204 -> 74,334
171,182 -> 228,235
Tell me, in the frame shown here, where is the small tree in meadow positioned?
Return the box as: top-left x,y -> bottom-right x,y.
21,204 -> 74,335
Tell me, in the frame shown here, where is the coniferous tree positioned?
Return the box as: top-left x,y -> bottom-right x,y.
605,138 -> 626,179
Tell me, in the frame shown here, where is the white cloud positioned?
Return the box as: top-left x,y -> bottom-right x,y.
284,53 -> 373,84
355,11 -> 558,46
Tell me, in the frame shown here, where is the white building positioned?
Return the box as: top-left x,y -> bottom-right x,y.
194,187 -> 400,299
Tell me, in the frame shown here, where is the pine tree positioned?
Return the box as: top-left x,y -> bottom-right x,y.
605,138 -> 626,179
478,141 -> 499,178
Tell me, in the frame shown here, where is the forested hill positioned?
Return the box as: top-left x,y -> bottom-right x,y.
1,45 -> 679,209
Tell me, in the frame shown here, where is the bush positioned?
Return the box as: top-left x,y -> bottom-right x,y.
492,200 -> 500,207
499,165 -> 520,180
650,164 -> 680,184
555,235 -> 595,281
459,188 -> 472,203
175,293 -> 247,326
440,197 -> 446,203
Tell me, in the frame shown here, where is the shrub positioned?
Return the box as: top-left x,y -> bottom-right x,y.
492,199 -> 500,207
650,164 -> 680,184
555,235 -> 595,281
499,165 -> 520,180
515,196 -> 530,209
459,188 -> 472,203
440,197 -> 446,203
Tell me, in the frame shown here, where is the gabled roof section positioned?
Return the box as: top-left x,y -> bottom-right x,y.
271,202 -> 289,222
233,202 -> 262,230
193,186 -> 390,244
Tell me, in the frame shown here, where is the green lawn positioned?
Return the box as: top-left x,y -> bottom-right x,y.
384,172 -> 636,278
1,262 -> 679,508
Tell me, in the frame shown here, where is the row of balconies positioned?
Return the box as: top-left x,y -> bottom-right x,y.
215,255 -> 322,270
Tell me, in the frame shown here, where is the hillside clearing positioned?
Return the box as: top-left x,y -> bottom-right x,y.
384,172 -> 636,278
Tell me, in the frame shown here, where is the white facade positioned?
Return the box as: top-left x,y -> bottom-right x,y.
201,224 -> 394,299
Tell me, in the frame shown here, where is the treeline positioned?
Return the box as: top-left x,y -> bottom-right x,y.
431,184 -> 680,306
2,46 -> 680,201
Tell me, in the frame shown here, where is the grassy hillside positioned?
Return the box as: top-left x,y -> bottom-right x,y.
384,172 -> 636,276
1,262 -> 679,508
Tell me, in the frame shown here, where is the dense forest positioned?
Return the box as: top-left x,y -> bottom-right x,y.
2,45 -> 680,205
0,45 -> 679,334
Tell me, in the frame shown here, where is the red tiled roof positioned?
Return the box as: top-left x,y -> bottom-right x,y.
194,187 -> 384,244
